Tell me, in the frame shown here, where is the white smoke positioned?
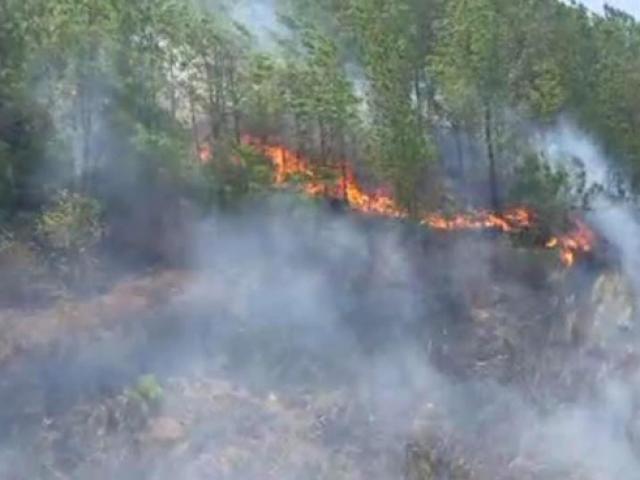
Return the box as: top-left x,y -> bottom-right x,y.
232,0 -> 281,48
539,121 -> 640,295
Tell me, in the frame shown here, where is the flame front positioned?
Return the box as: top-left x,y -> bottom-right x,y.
261,144 -> 315,186
244,138 -> 408,218
239,138 -> 595,267
545,219 -> 595,267
421,208 -> 534,233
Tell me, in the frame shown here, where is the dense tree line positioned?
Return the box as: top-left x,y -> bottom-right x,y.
1,0 -> 639,224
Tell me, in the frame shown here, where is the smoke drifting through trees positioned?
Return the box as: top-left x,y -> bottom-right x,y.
1,0 -> 640,479
4,0 -> 640,220
540,122 -> 640,292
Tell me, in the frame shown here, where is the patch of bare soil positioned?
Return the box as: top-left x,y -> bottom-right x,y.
0,270 -> 190,367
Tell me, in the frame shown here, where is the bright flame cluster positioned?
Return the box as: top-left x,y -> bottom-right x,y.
545,220 -> 595,267
422,208 -> 534,233
237,138 -> 595,267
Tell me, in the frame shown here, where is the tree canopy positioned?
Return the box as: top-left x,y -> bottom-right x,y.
1,0 -> 639,221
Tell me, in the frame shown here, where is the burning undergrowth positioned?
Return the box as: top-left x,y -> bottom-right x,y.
0,197 -> 636,479
233,137 -> 597,267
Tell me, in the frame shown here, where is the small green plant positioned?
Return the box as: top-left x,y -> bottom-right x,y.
127,374 -> 163,410
123,374 -> 164,430
203,140 -> 274,208
135,374 -> 163,403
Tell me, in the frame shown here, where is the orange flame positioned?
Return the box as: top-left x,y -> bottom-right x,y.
261,144 -> 315,185
545,219 -> 595,267
244,137 -> 408,218
421,208 -> 535,233
238,137 -> 595,267
198,144 -> 213,164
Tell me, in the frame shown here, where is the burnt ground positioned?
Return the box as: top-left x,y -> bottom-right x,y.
0,206 -> 636,479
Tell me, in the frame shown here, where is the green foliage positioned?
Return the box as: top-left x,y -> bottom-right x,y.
0,93 -> 54,212
192,140 -> 275,208
129,374 -> 164,406
510,154 -> 573,229
36,190 -> 103,252
1,0 -> 640,236
335,0 -> 438,212
131,123 -> 189,178
509,153 -> 598,232
123,374 -> 164,429
243,54 -> 286,138
36,190 -> 104,284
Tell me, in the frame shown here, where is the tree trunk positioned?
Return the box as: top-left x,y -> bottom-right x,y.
484,105 -> 499,211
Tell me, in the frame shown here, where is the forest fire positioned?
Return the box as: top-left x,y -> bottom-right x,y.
421,208 -> 534,233
244,137 -> 407,218
545,220 -> 596,267
235,138 -> 596,267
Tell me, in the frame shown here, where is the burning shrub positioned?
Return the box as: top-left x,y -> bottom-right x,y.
508,153 -> 598,251
36,190 -> 104,286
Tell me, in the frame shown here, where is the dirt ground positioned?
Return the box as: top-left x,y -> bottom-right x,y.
0,230 -> 636,479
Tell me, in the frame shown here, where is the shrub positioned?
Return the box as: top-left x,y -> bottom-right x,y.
123,374 -> 164,429
131,374 -> 164,406
194,140 -> 274,209
509,152 -> 599,236
36,190 -> 104,285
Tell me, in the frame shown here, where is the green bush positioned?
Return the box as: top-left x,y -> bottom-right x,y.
36,190 -> 104,285
193,140 -> 274,209
131,374 -> 164,406
509,152 -> 598,234
124,374 -> 164,429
